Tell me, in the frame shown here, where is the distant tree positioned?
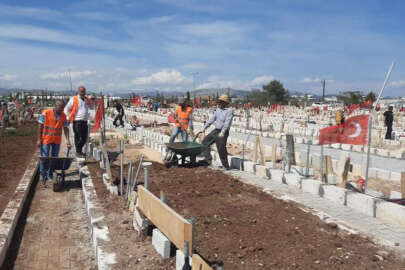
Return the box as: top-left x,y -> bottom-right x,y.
186,91 -> 190,101
249,89 -> 265,105
349,92 -> 361,104
262,80 -> 289,104
365,91 -> 376,103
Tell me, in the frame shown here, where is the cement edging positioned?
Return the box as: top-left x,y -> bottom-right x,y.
79,161 -> 117,269
0,150 -> 39,267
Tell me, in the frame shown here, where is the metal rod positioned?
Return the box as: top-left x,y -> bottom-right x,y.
131,155 -> 144,191
142,161 -> 152,190
365,61 -> 395,192
120,140 -> 124,196
320,145 -> 324,182
305,140 -> 312,177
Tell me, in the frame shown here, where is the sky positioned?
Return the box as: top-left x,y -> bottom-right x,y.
0,0 -> 405,96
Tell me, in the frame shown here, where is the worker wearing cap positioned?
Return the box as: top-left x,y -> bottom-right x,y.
37,100 -> 71,186
201,94 -> 233,170
64,86 -> 90,158
169,101 -> 193,143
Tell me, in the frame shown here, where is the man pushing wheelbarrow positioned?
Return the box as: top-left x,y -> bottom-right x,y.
200,94 -> 233,170
37,100 -> 72,187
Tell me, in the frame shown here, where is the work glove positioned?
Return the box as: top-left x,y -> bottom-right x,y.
218,131 -> 225,138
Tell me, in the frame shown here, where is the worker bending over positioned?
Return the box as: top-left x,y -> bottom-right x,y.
64,86 -> 90,158
201,94 -> 233,170
37,100 -> 71,186
169,101 -> 193,143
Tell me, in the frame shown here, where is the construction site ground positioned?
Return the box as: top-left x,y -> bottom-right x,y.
0,122 -> 37,215
91,137 -> 405,269
2,144 -> 96,270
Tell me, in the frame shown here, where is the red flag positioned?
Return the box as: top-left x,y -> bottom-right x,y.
319,115 -> 369,145
131,96 -> 142,106
92,97 -> 104,132
168,113 -> 176,123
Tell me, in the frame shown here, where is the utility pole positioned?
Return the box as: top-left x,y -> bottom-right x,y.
322,79 -> 326,102
67,68 -> 73,92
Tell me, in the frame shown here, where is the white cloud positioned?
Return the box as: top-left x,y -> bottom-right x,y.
131,70 -> 192,86
41,70 -> 97,80
390,80 -> 405,87
249,75 -> 275,86
302,77 -> 334,84
182,63 -> 207,70
0,74 -> 16,81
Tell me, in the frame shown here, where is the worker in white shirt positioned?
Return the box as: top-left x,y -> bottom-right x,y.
64,86 -> 90,158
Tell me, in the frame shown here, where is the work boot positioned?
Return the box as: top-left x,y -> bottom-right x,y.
76,152 -> 85,158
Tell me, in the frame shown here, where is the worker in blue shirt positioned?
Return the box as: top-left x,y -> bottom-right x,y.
201,94 -> 233,170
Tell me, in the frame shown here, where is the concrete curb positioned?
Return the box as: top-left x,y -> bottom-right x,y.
0,151 -> 39,267
79,162 -> 117,269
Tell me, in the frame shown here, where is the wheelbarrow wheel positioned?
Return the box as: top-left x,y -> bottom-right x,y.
164,151 -> 178,168
52,173 -> 64,192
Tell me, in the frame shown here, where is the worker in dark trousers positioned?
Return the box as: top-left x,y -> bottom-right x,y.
201,94 -> 233,170
113,101 -> 125,128
384,106 -> 394,139
64,86 -> 90,158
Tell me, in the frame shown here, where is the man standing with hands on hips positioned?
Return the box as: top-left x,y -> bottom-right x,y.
64,86 -> 90,158
201,94 -> 233,170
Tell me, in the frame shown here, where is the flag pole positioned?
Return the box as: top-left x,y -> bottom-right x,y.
364,61 -> 395,192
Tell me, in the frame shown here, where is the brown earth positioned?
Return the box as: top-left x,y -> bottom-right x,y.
87,161 -> 176,270
89,141 -> 405,269
0,123 -> 38,215
143,163 -> 405,270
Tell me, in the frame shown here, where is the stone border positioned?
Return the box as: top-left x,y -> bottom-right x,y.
78,161 -> 117,269
0,150 -> 39,266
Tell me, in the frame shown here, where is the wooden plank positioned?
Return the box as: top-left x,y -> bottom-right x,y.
401,172 -> 405,198
342,157 -> 350,186
258,136 -> 265,165
272,144 -> 277,163
192,254 -> 213,270
137,186 -> 193,255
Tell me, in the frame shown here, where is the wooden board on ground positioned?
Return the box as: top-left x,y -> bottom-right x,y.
192,254 -> 213,270
254,136 -> 265,165
137,186 -> 193,255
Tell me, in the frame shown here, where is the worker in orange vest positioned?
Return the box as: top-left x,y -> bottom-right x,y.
169,101 -> 193,143
37,100 -> 71,186
64,86 -> 90,158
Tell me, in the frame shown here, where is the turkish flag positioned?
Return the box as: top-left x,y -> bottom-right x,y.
92,97 -> 104,132
319,115 -> 369,145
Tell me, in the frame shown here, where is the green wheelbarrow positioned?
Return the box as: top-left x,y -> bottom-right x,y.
164,131 -> 215,168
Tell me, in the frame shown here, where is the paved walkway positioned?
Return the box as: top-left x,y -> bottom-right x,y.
225,169 -> 405,257
3,155 -> 96,270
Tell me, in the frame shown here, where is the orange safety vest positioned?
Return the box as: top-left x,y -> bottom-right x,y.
175,105 -> 192,130
69,96 -> 90,123
42,109 -> 66,145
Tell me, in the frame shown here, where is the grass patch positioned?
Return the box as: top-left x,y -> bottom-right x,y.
0,129 -> 36,137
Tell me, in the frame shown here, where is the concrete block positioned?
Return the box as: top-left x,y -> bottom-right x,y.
322,185 -> 347,205
255,165 -> 270,179
346,192 -> 377,217
351,164 -> 363,177
352,145 -> 363,152
390,172 -> 401,182
152,229 -> 171,258
376,201 -> 405,229
270,169 -> 285,184
389,191 -> 402,199
331,143 -> 341,149
376,169 -> 390,180
284,173 -> 302,188
341,144 -> 352,151
326,174 -> 336,184
243,160 -> 255,173
176,249 -> 192,270
301,179 -> 321,196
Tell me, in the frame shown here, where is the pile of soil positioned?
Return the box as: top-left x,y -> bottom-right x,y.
0,123 -> 38,215
140,163 -> 404,269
